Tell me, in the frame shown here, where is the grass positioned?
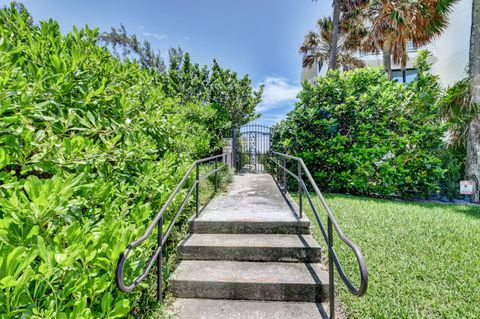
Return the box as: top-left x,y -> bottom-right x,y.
294,193 -> 480,319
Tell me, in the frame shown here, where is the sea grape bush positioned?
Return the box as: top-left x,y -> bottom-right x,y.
273,63 -> 447,197
99,25 -> 264,149
160,52 -> 263,131
0,5 -> 240,318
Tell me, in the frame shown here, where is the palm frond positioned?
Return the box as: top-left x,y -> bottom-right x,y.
362,0 -> 459,69
300,15 -> 365,71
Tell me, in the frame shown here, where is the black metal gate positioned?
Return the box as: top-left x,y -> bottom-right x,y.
233,123 -> 271,173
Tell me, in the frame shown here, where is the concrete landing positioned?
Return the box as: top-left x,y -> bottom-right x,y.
189,173 -> 310,234
196,173 -> 305,222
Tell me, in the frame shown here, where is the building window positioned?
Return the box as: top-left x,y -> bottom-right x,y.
405,69 -> 417,83
406,41 -> 417,53
392,69 -> 418,84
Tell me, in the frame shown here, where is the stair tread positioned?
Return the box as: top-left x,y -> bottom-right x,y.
189,217 -> 310,234
170,260 -> 328,284
170,298 -> 330,319
181,233 -> 321,249
195,210 -> 309,223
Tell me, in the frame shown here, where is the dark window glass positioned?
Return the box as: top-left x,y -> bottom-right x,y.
405,69 -> 418,83
392,70 -> 404,82
392,69 -> 417,84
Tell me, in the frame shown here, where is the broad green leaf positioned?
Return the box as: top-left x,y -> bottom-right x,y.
109,299 -> 130,318
0,275 -> 17,288
0,148 -> 9,170
100,292 -> 112,314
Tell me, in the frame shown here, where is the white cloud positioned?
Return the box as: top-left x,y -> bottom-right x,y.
257,76 -> 300,113
143,32 -> 168,40
138,25 -> 145,30
258,113 -> 288,125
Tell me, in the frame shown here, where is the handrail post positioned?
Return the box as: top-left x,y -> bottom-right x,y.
232,127 -> 237,170
328,216 -> 335,318
157,216 -> 163,302
273,154 -> 280,182
275,154 -> 279,181
298,161 -> 302,218
215,159 -> 218,192
195,162 -> 200,217
283,157 -> 287,192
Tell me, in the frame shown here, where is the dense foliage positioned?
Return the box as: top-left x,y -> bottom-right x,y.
0,5 -> 250,318
438,78 -> 478,199
273,53 -> 447,197
101,24 -> 263,132
159,53 -> 262,131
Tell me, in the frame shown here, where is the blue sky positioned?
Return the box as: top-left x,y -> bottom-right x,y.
3,0 -> 333,124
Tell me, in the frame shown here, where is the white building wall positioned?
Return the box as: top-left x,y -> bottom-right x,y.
300,64 -> 318,83
430,0 -> 472,87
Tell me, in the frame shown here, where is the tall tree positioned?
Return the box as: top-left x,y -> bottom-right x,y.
99,24 -> 166,73
160,55 -> 263,129
101,25 -> 262,132
208,60 -> 263,128
360,0 -> 458,79
300,17 -> 365,71
327,0 -> 368,71
329,0 -> 341,71
466,0 -> 480,201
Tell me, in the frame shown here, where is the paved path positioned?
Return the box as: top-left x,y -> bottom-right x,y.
168,173 -> 330,319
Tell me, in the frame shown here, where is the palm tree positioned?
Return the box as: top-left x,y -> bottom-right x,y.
359,0 -> 459,79
329,0 -> 340,71
466,0 -> 480,201
312,0 -> 367,71
300,17 -> 365,72
330,0 -> 369,71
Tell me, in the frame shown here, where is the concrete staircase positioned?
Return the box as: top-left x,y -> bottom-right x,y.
168,173 -> 330,319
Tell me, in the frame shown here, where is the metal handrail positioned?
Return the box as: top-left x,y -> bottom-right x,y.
271,151 -> 368,319
116,153 -> 228,301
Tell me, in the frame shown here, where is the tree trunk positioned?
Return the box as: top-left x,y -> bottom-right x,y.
328,0 -> 340,71
466,0 -> 480,201
382,42 -> 392,80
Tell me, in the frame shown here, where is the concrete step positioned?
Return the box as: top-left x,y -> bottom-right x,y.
189,218 -> 310,234
179,234 -> 322,262
170,260 -> 329,302
169,298 -> 330,319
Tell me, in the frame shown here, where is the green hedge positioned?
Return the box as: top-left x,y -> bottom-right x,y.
273,64 -> 447,197
0,6 -> 235,318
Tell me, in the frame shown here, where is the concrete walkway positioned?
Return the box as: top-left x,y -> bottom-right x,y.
168,173 -> 330,319
190,173 -> 310,234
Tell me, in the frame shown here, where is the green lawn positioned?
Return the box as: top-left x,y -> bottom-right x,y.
298,194 -> 480,319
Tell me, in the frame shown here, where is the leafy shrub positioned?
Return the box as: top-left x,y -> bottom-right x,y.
273,63 -> 447,197
0,5 -> 239,318
439,148 -> 464,200
437,77 -> 479,200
